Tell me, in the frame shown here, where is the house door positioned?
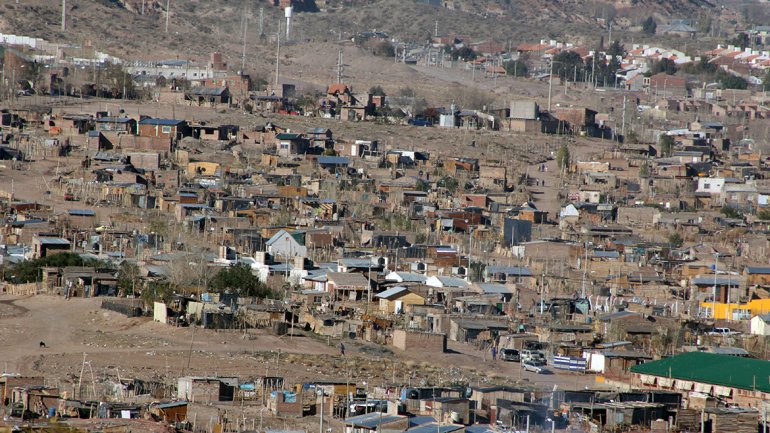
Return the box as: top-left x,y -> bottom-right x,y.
395,300 -> 403,314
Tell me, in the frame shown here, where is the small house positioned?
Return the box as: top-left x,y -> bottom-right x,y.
138,118 -> 190,140
750,313 -> 770,336
376,286 -> 426,314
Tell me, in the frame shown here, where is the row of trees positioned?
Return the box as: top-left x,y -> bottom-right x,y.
1,251 -> 272,304
551,40 -> 625,87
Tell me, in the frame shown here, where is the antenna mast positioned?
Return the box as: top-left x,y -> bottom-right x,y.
61,0 -> 66,31
337,49 -> 343,84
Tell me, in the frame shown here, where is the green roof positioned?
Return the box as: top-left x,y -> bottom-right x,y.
276,133 -> 301,140
629,352 -> 770,393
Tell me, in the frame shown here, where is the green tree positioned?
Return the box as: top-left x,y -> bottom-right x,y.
437,176 -> 459,193
659,134 -> 675,156
553,51 -> 586,81
141,281 -> 175,305
642,16 -> 657,35
451,47 -> 477,61
416,179 -> 431,192
730,32 -> 750,50
503,60 -> 529,77
556,142 -> 570,172
668,232 -> 683,248
720,206 -> 743,219
720,74 -> 748,90
369,85 -> 386,96
3,252 -> 104,284
117,261 -> 142,295
650,58 -> 677,75
639,163 -> 650,177
208,263 -> 272,298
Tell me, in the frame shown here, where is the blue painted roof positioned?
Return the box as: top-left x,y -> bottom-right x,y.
68,209 -> 96,216
139,118 -> 185,126
593,250 -> 620,258
408,416 -> 436,427
318,156 -> 350,165
746,266 -> 770,274
96,117 -> 134,123
406,424 -> 464,433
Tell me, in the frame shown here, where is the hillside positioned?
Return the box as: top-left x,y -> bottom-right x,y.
0,0 -> 738,65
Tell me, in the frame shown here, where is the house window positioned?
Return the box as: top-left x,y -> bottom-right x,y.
704,183 -> 710,189
161,126 -> 172,134
280,143 -> 289,149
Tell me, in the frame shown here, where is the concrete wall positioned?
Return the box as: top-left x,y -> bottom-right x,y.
392,329 -> 446,353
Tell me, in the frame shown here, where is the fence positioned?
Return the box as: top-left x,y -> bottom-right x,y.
1,282 -> 43,296
552,355 -> 587,372
100,298 -> 145,317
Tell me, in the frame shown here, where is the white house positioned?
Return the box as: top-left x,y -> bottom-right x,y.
385,271 -> 427,284
425,275 -> 470,289
696,177 -> 725,194
266,229 -> 307,259
750,314 -> 770,336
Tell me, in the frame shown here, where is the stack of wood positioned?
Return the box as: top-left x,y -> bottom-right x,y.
709,410 -> 757,433
675,409 -> 698,431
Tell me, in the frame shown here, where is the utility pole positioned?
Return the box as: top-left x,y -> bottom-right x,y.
434,20 -> 438,37
241,13 -> 248,74
259,7 -> 264,37
274,21 -> 281,91
141,0 -> 145,15
165,0 -> 171,33
61,0 -> 66,31
336,49 -> 343,84
621,95 -> 627,139
547,57 -> 554,112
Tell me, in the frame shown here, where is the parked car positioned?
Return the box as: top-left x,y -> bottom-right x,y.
522,360 -> 550,374
707,327 -> 740,336
500,349 -> 520,362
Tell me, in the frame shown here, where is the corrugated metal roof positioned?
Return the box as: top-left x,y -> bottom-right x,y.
36,236 -> 70,245
345,412 -> 405,428
486,266 -> 531,276
376,286 -> 410,299
630,352 -> 770,393
406,424 -> 464,433
477,283 -> 514,294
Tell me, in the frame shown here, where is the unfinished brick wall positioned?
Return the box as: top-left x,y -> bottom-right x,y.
392,330 -> 447,353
